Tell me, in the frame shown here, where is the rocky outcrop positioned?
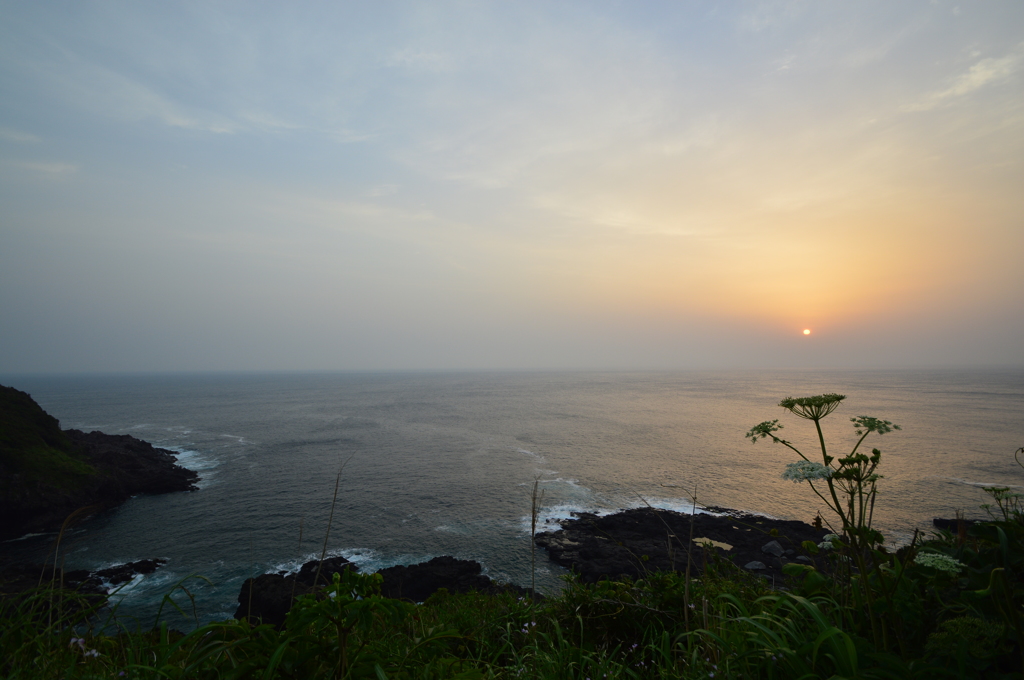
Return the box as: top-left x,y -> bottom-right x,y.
235,555 -> 530,627
92,558 -> 168,586
377,555 -> 530,602
0,384 -> 199,541
0,559 -> 169,617
534,507 -> 828,584
932,517 -> 982,533
235,556 -> 356,627
64,428 -> 199,496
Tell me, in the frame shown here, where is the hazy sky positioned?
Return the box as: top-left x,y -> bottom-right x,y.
1,1 -> 1022,373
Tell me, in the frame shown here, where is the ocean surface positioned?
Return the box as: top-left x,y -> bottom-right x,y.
2,370 -> 1022,628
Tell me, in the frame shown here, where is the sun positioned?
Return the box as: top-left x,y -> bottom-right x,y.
802,329 -> 811,335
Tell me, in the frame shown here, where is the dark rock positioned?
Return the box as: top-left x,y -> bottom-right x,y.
534,507 -> 828,584
66,429 -> 199,496
0,559 -> 169,619
94,559 -> 168,586
933,517 -> 982,533
378,556 -> 507,602
744,561 -> 767,570
762,540 -> 784,557
0,384 -> 199,541
236,573 -> 308,628
235,555 -> 356,627
235,554 -> 532,627
296,556 -> 354,587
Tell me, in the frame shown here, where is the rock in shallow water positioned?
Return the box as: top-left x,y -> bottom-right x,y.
534,507 -> 828,585
235,555 -> 531,627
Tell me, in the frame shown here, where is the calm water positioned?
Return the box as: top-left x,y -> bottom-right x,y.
2,370 -> 1022,626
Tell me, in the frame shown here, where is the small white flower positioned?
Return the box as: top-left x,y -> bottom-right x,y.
914,552 -> 965,574
781,461 -> 833,483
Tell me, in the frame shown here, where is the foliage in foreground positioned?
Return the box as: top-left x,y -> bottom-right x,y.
3,394 -> 1022,679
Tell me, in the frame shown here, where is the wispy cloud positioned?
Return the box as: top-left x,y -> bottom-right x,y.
903,44 -> 1024,111
54,56 -> 239,133
0,127 -> 40,143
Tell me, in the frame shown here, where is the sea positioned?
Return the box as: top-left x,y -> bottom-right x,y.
1,369 -> 1022,628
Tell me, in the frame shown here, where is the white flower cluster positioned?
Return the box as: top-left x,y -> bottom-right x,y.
914,552 -> 965,574
818,534 -> 840,550
781,461 -> 833,483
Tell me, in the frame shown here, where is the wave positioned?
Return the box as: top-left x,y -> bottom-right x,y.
162,446 -> 220,488
3,531 -> 56,542
946,477 -> 1024,489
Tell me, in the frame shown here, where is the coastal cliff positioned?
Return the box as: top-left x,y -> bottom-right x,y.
0,384 -> 198,541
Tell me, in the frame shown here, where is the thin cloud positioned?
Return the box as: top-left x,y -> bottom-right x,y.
0,127 -> 40,143
903,44 -> 1024,112
13,40 -> 239,134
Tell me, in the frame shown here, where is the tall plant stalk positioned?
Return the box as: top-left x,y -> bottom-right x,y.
530,479 -> 544,600
315,456 -> 353,589
746,394 -> 902,650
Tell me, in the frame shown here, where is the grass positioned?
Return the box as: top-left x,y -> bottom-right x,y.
7,523 -> 1021,680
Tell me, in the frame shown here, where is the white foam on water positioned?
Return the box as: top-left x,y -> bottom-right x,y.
104,572 -> 147,595
519,494 -> 721,535
269,547 -> 389,576
89,559 -> 170,594
517,448 -> 545,461
281,548 -> 444,575
517,476 -> 590,491
623,497 -> 715,515
105,568 -> 203,614
337,548 -> 384,569
163,446 -> 220,488
545,477 -> 587,490
3,531 -> 55,542
947,477 -> 1024,489
520,502 -> 615,534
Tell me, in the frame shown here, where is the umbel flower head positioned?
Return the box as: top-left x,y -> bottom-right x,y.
746,419 -> 782,443
914,552 -> 965,574
778,394 -> 846,421
851,416 -> 901,436
782,460 -> 833,483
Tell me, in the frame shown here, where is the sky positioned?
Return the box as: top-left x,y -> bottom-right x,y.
1,1 -> 1022,373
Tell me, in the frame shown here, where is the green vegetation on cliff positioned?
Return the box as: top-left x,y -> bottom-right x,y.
1,384 -> 197,541
0,385 -> 96,497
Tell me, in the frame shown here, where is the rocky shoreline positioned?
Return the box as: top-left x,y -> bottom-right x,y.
0,559 -> 169,616
1,384 -> 199,541
535,506 -> 830,585
236,555 -> 533,627
233,507 -> 830,626
3,507 -> 969,630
